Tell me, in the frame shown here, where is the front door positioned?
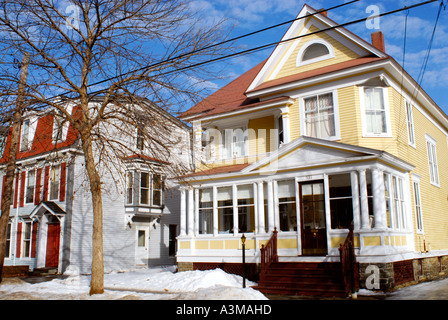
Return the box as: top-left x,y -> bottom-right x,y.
45,223 -> 60,268
300,181 -> 327,256
135,227 -> 149,266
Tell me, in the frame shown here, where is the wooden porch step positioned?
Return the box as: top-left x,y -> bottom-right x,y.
253,285 -> 347,297
254,261 -> 349,298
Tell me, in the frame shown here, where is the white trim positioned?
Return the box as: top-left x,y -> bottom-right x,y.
405,101 -> 416,148
298,89 -> 340,141
359,86 -> 392,138
425,134 -> 440,187
296,39 -> 335,67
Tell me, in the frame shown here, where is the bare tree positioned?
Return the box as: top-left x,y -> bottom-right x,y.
0,0 -> 231,294
0,52 -> 29,283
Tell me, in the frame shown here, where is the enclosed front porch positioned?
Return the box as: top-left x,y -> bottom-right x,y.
177,138 -> 416,266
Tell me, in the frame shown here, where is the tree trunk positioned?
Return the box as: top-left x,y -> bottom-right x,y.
80,132 -> 104,295
0,52 -> 30,283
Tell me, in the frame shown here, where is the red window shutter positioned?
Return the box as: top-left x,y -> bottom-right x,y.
13,173 -> 19,208
43,166 -> 50,202
31,222 -> 38,258
1,175 -> 6,207
16,222 -> 22,257
35,168 -> 42,205
59,162 -> 66,202
19,171 -> 25,207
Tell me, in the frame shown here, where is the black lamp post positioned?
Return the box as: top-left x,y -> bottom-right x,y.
241,233 -> 246,288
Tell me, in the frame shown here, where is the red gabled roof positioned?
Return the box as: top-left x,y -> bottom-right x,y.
246,56 -> 388,95
179,60 -> 266,120
180,56 -> 389,122
0,107 -> 81,164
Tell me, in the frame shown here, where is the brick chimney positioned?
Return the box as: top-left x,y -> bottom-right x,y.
318,8 -> 327,17
371,31 -> 385,53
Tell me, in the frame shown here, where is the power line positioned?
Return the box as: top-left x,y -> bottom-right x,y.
415,1 -> 443,89
84,0 -> 361,90
3,0 -> 440,106
87,0 -> 440,97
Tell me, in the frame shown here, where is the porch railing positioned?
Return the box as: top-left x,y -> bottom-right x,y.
260,228 -> 278,276
338,222 -> 358,296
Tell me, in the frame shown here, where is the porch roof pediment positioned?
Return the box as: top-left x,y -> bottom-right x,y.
30,201 -> 66,220
242,136 -> 414,174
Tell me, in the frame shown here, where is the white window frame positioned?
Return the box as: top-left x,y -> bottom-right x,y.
20,119 -> 30,152
25,169 -> 36,204
296,39 -> 335,67
359,86 -> 391,137
21,221 -> 33,258
406,101 -> 416,147
412,175 -> 424,234
126,171 -> 133,205
426,134 -> 439,187
139,171 -> 150,205
299,90 -> 340,140
49,164 -> 60,201
219,124 -> 248,160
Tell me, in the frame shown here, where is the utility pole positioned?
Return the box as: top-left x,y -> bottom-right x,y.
0,52 -> 30,282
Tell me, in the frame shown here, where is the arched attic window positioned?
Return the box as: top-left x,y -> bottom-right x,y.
296,40 -> 334,67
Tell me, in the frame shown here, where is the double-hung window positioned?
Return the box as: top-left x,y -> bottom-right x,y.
303,92 -> 336,139
406,102 -> 415,146
363,87 -> 389,135
135,171 -> 164,206
426,135 -> 439,186
199,188 -> 213,235
126,172 -> 133,205
413,179 -> 423,233
26,170 -> 36,204
49,165 -> 60,201
22,222 -> 32,258
140,172 -> 150,205
20,120 -> 30,151
221,127 -> 247,159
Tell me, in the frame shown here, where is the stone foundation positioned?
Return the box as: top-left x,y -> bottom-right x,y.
177,262 -> 193,272
360,255 -> 448,292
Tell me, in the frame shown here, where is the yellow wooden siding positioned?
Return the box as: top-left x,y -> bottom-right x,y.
248,115 -> 275,158
338,85 -> 361,145
288,99 -> 301,141
273,25 -> 360,81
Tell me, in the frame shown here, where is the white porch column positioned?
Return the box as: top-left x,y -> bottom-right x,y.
267,180 -> 275,232
232,184 -> 238,235
280,106 -> 290,144
213,186 -> 218,236
180,188 -> 186,236
350,171 -> 361,230
359,169 -> 370,229
372,168 -> 387,230
187,188 -> 194,236
257,182 -> 266,233
194,188 -> 199,236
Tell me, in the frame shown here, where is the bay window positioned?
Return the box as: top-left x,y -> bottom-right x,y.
126,171 -> 164,207
217,186 -> 233,233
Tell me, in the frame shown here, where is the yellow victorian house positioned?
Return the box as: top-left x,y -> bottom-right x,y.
176,5 -> 448,297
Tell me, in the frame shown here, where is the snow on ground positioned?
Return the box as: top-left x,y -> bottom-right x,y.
0,266 -> 268,300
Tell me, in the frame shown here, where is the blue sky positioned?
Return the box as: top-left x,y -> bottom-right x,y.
192,0 -> 448,113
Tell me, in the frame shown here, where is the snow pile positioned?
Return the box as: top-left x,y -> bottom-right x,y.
0,266 -> 268,300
